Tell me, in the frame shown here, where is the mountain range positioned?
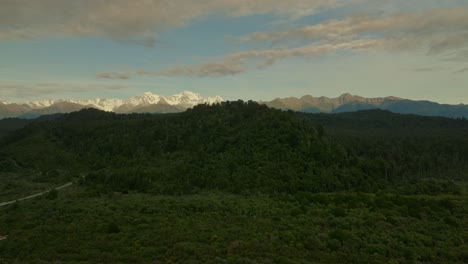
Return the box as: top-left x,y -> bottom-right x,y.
0,91 -> 224,119
1,92 -> 467,119
263,93 -> 468,118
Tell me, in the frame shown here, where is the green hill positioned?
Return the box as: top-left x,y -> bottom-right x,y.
2,102 -> 467,194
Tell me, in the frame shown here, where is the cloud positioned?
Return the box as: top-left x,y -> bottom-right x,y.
98,39 -> 386,78
96,5 -> 468,78
454,67 -> 468,74
237,7 -> 468,54
98,60 -> 246,79
428,32 -> 468,55
0,0 -> 342,42
0,82 -> 127,99
442,49 -> 468,62
144,61 -> 246,77
230,39 -> 386,60
96,72 -> 131,80
409,66 -> 448,72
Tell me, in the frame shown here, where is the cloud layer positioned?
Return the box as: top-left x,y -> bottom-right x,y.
0,82 -> 127,99
97,39 -> 388,79
98,6 -> 468,78
0,0 -> 341,44
4,1 -> 466,79
238,7 -> 468,54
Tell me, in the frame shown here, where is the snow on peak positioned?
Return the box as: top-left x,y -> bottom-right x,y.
126,92 -> 162,106
72,98 -> 125,112
205,96 -> 224,105
180,91 -> 202,99
11,91 -> 224,112
164,91 -> 201,106
24,99 -> 57,108
142,91 -> 159,99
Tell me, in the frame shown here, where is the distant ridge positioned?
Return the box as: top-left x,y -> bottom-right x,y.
0,91 -> 224,119
263,94 -> 468,118
2,92 -> 467,119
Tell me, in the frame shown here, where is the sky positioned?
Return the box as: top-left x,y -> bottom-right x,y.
1,0 -> 468,104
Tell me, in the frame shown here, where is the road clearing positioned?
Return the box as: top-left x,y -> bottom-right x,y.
0,182 -> 73,208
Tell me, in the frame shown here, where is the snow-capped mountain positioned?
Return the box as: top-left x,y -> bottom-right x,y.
0,91 -> 224,119
76,91 -> 222,112
72,98 -> 125,112
24,99 -> 57,109
165,91 -> 223,108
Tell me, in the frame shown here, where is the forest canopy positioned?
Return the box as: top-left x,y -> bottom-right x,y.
1,101 -> 467,195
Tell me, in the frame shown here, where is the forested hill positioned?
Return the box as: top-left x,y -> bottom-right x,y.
301,109 -> 468,137
0,113 -> 63,138
1,101 -> 467,194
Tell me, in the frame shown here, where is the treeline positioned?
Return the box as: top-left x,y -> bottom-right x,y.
1,101 -> 467,194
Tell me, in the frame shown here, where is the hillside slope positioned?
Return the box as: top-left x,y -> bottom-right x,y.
1,102 -> 467,194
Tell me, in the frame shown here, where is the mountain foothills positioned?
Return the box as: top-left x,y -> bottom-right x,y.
0,91 -> 224,119
0,102 -> 467,263
2,92 -> 468,120
263,93 -> 468,118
